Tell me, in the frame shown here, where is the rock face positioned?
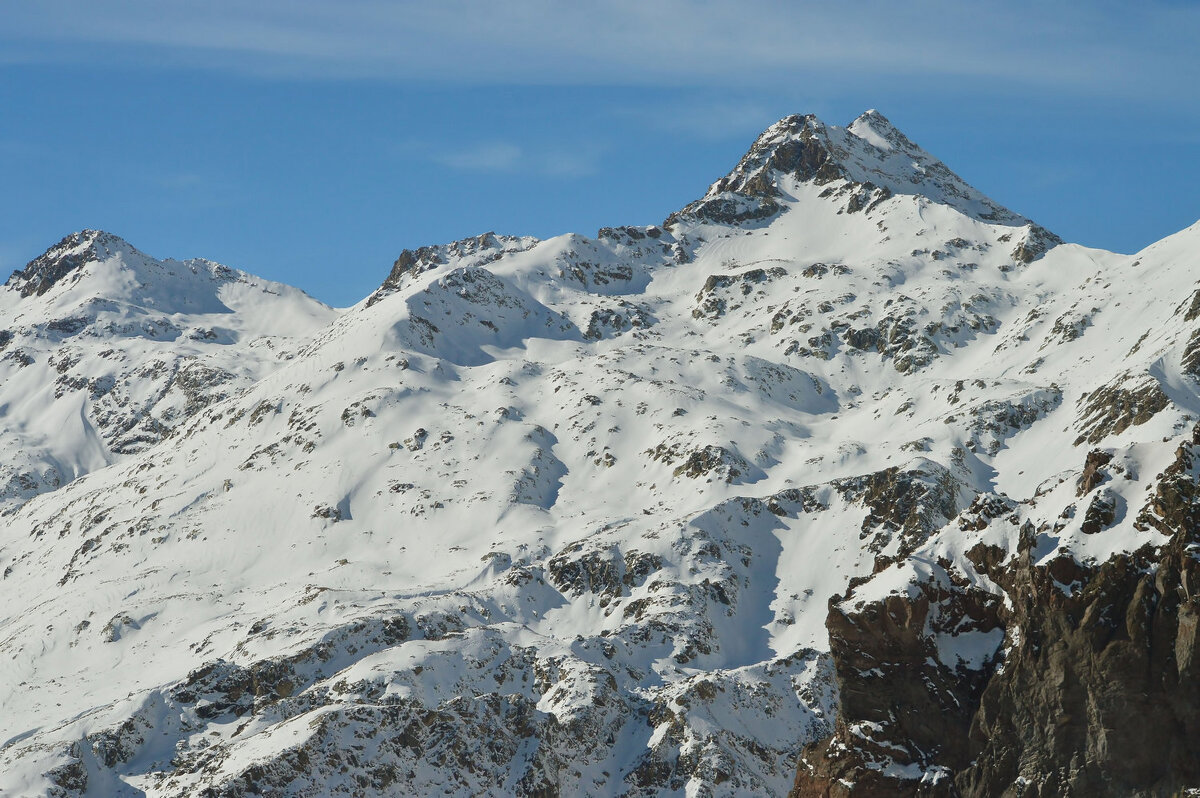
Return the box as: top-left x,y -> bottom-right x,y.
958,428 -> 1200,797
667,111 -> 1034,229
6,230 -> 123,297
3,112 -> 1200,797
794,572 -> 1002,797
793,429 -> 1200,798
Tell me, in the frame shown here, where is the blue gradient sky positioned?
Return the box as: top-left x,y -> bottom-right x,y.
2,1 -> 1198,306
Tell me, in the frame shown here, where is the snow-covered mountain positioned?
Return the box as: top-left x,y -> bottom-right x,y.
2,110 -> 1199,797
0,231 -> 337,513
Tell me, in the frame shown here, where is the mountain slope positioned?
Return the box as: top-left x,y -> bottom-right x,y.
1,112 -> 1198,797
0,230 -> 338,512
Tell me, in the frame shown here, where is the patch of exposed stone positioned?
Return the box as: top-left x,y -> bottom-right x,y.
1074,373 -> 1171,445
559,261 -> 634,288
1181,327 -> 1200,381
1077,448 -> 1114,496
583,301 -> 655,340
832,461 -> 962,572
6,230 -> 129,298
666,115 -> 844,228
693,267 -> 788,321
783,295 -> 1001,374
367,232 -> 539,306
841,313 -> 941,374
666,114 -> 911,227
1007,224 -> 1063,264
547,540 -> 664,610
954,386 -> 1063,456
792,558 -> 1003,798
820,181 -> 894,215
793,429 -> 1200,797
645,442 -> 759,485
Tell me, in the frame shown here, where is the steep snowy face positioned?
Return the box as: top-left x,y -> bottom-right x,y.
0,112 -> 1197,797
0,230 -> 339,511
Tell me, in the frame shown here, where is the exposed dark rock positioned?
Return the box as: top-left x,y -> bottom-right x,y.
368,232 -> 538,305
832,462 -> 961,568
1078,449 -> 1114,496
794,426 -> 1200,798
1010,225 -> 1063,264
557,261 -> 634,288
1181,328 -> 1200,381
710,114 -> 847,196
793,562 -> 1003,797
957,492 -> 1018,532
4,348 -> 38,369
647,442 -> 758,484
597,225 -> 649,241
547,542 -> 663,608
45,317 -> 90,336
665,114 -> 844,227
1079,487 -> 1117,535
842,313 -> 940,374
961,388 -> 1063,456
693,267 -> 787,320
959,510 -> 1200,795
6,230 -> 130,298
1075,375 -> 1170,445
842,182 -> 893,215
1135,424 -> 1200,536
583,302 -> 653,340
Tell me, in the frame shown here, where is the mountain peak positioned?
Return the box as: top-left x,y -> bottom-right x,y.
5,229 -> 141,298
847,108 -> 908,150
669,110 -> 1035,229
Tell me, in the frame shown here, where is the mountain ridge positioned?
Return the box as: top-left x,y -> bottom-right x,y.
1,111 -> 1198,797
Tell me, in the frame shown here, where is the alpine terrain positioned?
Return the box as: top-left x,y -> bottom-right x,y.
3,110 -> 1200,797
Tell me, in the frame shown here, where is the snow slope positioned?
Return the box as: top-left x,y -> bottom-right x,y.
1,111 -> 1198,796
0,231 -> 338,513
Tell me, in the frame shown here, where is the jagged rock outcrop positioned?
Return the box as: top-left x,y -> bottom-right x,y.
793,567 -> 1002,797
794,428 -> 1200,797
6,230 -> 129,298
666,110 -> 1038,232
368,232 -> 540,305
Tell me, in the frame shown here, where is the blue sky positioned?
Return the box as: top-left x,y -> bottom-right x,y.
2,1 -> 1198,306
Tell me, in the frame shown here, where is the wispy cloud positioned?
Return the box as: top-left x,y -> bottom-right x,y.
131,169 -> 244,210
435,143 -> 523,173
611,97 -> 782,141
538,147 -> 607,179
2,1 -> 1197,104
431,141 -> 605,178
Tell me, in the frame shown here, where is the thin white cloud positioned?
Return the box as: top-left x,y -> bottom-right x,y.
136,170 -> 244,210
612,98 -> 782,141
432,141 -> 604,178
2,1 -> 1197,102
539,151 -> 602,179
435,143 -> 523,173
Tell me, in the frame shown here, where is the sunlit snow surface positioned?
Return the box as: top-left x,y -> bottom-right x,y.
2,113 -> 1199,796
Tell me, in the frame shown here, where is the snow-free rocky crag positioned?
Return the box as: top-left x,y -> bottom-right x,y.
2,111 -> 1199,796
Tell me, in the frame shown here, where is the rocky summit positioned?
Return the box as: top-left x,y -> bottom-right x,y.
1,110 -> 1199,797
